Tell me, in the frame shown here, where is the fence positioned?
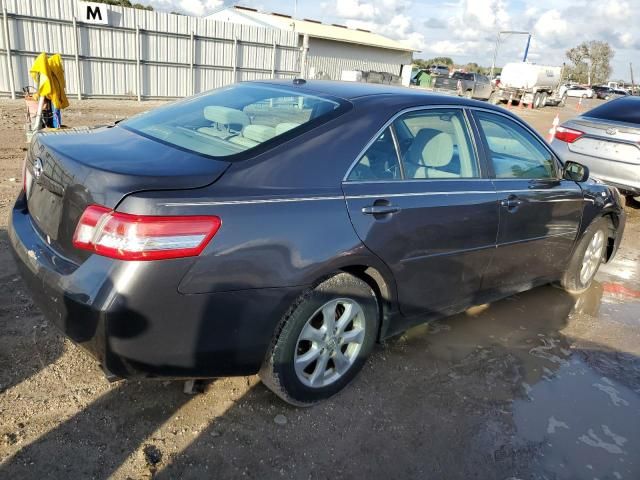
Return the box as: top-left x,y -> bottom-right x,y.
0,0 -> 303,100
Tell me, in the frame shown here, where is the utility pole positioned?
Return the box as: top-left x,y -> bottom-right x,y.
631,62 -> 636,95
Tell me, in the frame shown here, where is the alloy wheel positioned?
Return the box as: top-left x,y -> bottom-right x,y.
294,298 -> 366,388
580,230 -> 605,285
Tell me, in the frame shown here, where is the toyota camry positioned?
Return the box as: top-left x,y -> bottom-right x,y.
9,80 -> 625,405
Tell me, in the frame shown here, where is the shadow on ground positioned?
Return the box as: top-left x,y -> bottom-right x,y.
1,280 -> 639,479
0,229 -> 65,394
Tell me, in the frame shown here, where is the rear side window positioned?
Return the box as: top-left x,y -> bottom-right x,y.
347,128 -> 402,181
475,111 -> 557,179
584,97 -> 640,124
395,109 -> 479,179
347,109 -> 479,181
122,84 -> 344,158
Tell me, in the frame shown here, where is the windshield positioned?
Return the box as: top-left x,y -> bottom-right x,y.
584,96 -> 640,124
122,84 -> 345,158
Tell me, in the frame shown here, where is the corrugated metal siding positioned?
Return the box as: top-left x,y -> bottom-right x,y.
0,0 -> 301,98
306,38 -> 412,80
1,0 -> 411,98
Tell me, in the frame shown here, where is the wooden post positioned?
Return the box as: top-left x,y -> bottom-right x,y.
72,17 -> 82,100
135,25 -> 142,102
270,37 -> 276,78
189,30 -> 195,95
2,3 -> 16,99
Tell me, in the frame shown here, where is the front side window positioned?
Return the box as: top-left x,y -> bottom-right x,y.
475,111 -> 558,179
394,109 -> 479,179
122,84 -> 344,158
347,127 -> 402,181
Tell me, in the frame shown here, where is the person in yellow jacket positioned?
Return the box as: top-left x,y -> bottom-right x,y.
29,52 -> 69,128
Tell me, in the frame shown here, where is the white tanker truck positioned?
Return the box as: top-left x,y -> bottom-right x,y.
490,62 -> 567,109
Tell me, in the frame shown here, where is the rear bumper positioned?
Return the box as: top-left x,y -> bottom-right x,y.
9,194 -> 303,379
552,142 -> 640,194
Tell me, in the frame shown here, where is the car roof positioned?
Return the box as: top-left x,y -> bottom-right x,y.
249,79 -> 491,108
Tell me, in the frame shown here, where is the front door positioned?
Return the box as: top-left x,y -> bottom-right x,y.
342,107 -> 499,319
471,110 -> 584,295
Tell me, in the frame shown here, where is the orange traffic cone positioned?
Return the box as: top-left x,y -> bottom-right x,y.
547,114 -> 560,142
507,93 -> 513,108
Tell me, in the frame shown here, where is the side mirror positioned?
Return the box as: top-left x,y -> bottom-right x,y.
563,161 -> 589,182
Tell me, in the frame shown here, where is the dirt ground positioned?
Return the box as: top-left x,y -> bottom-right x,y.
0,96 -> 639,479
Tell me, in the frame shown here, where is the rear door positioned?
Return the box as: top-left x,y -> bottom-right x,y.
471,109 -> 584,295
342,107 -> 499,318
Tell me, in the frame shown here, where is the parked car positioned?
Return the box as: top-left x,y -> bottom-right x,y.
551,96 -> 640,199
433,71 -> 493,100
565,85 -> 594,98
611,88 -> 630,97
592,85 -> 613,100
428,64 -> 450,76
10,80 -> 625,406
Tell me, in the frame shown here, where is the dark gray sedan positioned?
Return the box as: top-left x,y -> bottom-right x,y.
551,96 -> 640,199
9,80 -> 625,405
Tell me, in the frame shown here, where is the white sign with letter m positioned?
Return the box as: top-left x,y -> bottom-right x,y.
78,1 -> 109,25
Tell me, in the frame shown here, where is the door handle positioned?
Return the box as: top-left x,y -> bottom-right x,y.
362,205 -> 400,215
500,195 -> 522,211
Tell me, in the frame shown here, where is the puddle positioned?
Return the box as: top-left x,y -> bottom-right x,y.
399,276 -> 640,478
513,357 -> 640,479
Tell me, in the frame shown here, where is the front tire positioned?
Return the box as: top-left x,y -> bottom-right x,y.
559,93 -> 568,107
560,219 -> 608,294
259,273 -> 379,406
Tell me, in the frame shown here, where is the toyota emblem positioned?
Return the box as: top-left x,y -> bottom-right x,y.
33,157 -> 44,179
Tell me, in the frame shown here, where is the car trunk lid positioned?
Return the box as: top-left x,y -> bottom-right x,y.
25,125 -> 229,264
566,118 -> 640,165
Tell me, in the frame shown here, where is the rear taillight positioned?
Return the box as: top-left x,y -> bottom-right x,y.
554,126 -> 584,143
72,205 -> 221,261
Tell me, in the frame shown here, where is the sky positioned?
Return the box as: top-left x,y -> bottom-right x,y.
145,0 -> 640,81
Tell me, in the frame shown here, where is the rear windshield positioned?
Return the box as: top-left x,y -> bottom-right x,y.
122,84 -> 345,158
452,72 -> 474,80
584,96 -> 640,125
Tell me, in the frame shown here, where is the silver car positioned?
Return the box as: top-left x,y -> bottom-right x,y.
551,96 -> 640,199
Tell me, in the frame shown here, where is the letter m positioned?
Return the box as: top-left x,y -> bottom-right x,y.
86,5 -> 102,21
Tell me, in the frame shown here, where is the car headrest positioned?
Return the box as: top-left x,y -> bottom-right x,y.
405,128 -> 454,168
275,122 -> 301,135
242,124 -> 277,143
203,106 -> 250,128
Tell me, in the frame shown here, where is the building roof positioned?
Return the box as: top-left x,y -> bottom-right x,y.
213,6 -> 417,53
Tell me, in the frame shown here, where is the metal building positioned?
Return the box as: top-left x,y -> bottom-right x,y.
207,6 -> 416,81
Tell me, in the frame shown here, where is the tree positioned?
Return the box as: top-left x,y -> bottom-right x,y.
566,41 -> 614,85
414,57 -> 454,69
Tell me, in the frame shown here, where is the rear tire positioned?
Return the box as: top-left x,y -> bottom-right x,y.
560,218 -> 608,294
539,92 -> 548,108
532,92 -> 541,109
259,273 -> 379,406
